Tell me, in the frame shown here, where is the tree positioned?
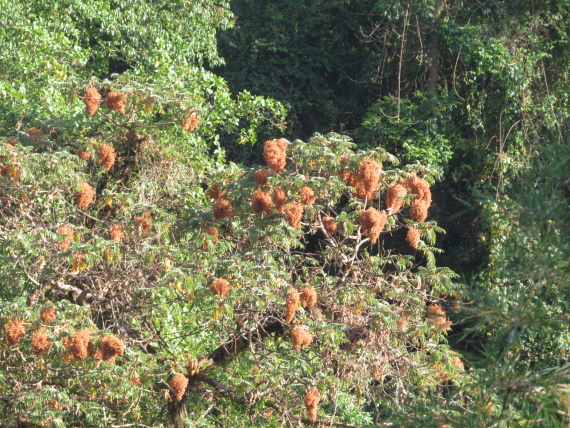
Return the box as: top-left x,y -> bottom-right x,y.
0,112 -> 461,426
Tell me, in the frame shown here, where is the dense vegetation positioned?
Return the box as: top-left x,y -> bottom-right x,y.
0,1 -> 568,427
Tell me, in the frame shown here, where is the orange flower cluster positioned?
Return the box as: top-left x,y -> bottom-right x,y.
213,198 -> 233,219
407,174 -> 431,222
427,304 -> 452,331
321,216 -> 337,235
4,317 -> 25,345
84,87 -> 102,116
182,109 -> 198,132
272,187 -> 287,213
300,186 -> 315,206
397,314 -> 410,332
40,306 -> 56,323
285,288 -> 300,323
131,374 -> 140,386
409,200 -> 429,222
186,358 -> 199,378
304,386 -> 321,423
169,374 -> 188,401
359,208 -> 387,244
300,287 -> 317,308
210,278 -> 230,298
406,227 -> 420,249
105,92 -> 126,114
135,212 -> 152,237
284,203 -> 303,229
290,326 -> 312,352
26,128 -> 43,142
386,183 -> 407,213
109,224 -> 125,242
75,182 -> 95,210
64,329 -> 91,360
98,144 -> 116,171
202,226 -> 219,250
254,168 -> 270,186
75,149 -> 92,161
57,224 -> 74,252
31,328 -> 51,356
452,356 -> 464,370
206,184 -> 225,200
101,336 -> 125,362
202,226 -> 219,243
252,191 -> 273,215
341,157 -> 383,200
263,138 -> 288,173
6,139 -> 17,150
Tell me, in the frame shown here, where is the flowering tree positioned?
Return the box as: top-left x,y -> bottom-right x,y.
1,112 -> 460,426
0,1 -> 467,427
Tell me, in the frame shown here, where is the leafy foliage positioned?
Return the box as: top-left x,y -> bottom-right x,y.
1,0 -> 570,427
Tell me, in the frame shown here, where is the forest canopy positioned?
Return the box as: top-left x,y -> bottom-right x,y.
0,1 -> 569,427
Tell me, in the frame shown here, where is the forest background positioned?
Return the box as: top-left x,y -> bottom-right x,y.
0,0 -> 569,427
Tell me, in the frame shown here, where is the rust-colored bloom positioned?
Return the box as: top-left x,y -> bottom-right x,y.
406,173 -> 432,206
97,144 -> 116,171
253,168 -> 270,186
169,374 -> 188,401
75,182 -> 95,210
263,139 -> 288,173
406,227 -> 420,249
182,109 -> 198,132
202,226 -> 219,250
4,317 -> 25,346
386,183 -> 407,213
409,198 -> 429,222
452,356 -> 465,371
210,278 -> 230,298
359,157 -> 383,200
300,287 -> 317,308
272,187 -> 287,213
359,208 -> 387,245
26,128 -> 43,142
252,190 -> 273,215
134,212 -> 152,237
290,326 -> 312,352
213,198 -> 233,219
285,288 -> 300,323
284,203 -> 303,229
31,328 -> 51,356
57,224 -> 74,252
406,173 -> 431,222
300,186 -> 315,206
109,224 -> 125,242
427,304 -> 452,331
101,336 -> 125,362
202,226 -> 219,244
321,216 -> 337,235
304,386 -> 321,423
343,157 -> 383,200
205,184 -> 225,200
65,329 -> 91,360
203,227 -> 219,240
84,87 -> 102,116
397,314 -> 410,332
40,306 -> 56,323
186,358 -> 199,378
75,149 -> 92,161
105,92 -> 126,114
5,139 -> 17,150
